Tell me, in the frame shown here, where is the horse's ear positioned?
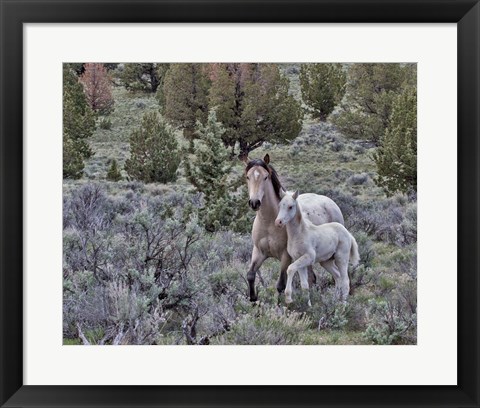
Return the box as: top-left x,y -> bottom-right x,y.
292,190 -> 299,200
280,189 -> 286,199
263,154 -> 270,165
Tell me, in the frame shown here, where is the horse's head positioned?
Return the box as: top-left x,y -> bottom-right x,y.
275,190 -> 299,228
243,154 -> 275,211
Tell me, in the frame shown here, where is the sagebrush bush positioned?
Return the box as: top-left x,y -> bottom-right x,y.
364,292 -> 416,345
347,173 -> 369,186
63,180 -> 416,345
64,183 -> 263,344
320,188 -> 416,247
212,306 -> 312,345
64,184 -> 202,343
330,140 -> 345,152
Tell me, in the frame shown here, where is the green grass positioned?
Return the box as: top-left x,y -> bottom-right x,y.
63,338 -> 81,345
91,87 -> 160,144
300,329 -> 367,345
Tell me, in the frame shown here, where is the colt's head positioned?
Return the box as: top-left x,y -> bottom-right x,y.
275,190 -> 299,228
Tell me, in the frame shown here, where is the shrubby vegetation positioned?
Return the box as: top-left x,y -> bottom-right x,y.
63,178 -> 416,345
63,63 -> 417,345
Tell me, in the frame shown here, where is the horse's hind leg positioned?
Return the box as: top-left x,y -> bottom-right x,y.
247,246 -> 267,302
321,257 -> 349,301
334,255 -> 350,301
320,259 -> 342,298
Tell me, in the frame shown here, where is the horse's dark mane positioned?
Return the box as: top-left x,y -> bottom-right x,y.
245,159 -> 284,200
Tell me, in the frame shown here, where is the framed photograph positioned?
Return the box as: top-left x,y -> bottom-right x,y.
1,0 -> 479,407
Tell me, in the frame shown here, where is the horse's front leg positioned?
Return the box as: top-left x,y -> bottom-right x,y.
285,253 -> 315,304
247,246 -> 267,302
276,251 -> 291,294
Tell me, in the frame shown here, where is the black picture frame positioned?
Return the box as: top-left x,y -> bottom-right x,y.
1,1 -> 479,407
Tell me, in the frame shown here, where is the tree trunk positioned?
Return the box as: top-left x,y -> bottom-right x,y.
150,68 -> 159,93
238,140 -> 250,160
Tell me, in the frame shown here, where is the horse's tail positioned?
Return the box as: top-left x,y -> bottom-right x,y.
349,233 -> 360,268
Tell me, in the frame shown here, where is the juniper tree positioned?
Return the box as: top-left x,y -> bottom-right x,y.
207,63 -> 239,151
163,64 -> 209,139
208,63 -> 303,158
67,63 -> 85,76
63,137 -> 87,180
121,63 -> 169,93
185,110 -> 249,232
299,63 -> 346,121
63,65 -> 96,179
373,86 -> 417,196
332,63 -> 416,145
125,111 -> 180,183
106,159 -> 123,181
154,64 -> 170,109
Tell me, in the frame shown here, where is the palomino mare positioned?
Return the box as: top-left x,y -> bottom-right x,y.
275,190 -> 360,304
244,154 -> 344,301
